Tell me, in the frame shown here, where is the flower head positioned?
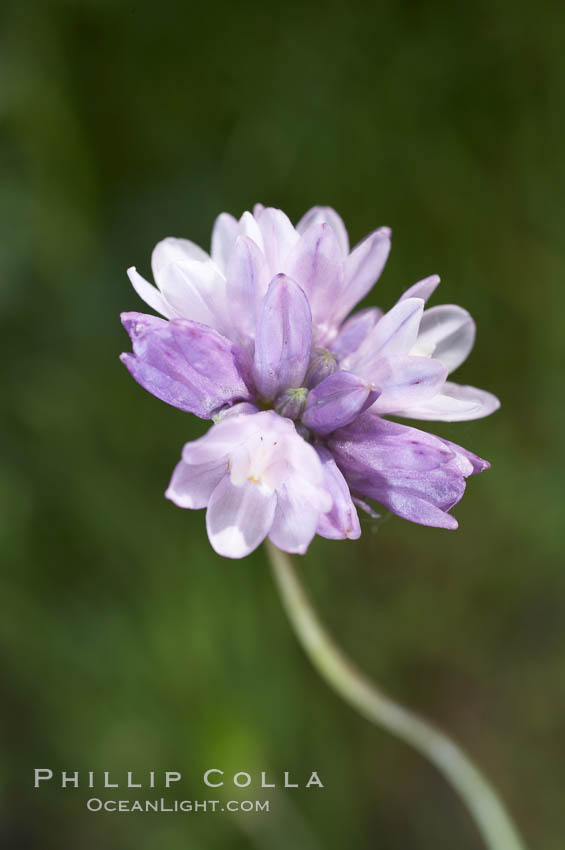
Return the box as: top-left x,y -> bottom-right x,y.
121,205 -> 499,557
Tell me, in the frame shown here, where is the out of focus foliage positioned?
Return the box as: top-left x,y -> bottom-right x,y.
1,0 -> 564,847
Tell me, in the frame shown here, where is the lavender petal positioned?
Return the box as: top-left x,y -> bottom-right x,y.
301,370 -> 380,435
330,307 -> 382,360
336,226 -> 391,320
121,312 -> 252,417
328,413 -> 485,530
253,274 -> 312,400
286,222 -> 344,320
296,206 -> 350,256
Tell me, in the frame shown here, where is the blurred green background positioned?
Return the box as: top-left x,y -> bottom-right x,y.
1,0 -> 564,847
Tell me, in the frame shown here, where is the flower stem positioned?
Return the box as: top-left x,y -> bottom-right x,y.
266,541 -> 527,850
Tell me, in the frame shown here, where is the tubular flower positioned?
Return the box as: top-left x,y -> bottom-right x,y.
121,205 -> 499,558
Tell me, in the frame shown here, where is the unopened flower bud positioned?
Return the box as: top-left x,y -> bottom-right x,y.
305,348 -> 338,388
274,387 -> 308,420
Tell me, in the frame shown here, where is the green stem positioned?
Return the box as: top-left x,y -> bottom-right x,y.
266,541 -> 526,850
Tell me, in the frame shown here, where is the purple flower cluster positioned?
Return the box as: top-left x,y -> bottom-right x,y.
121,205 -> 499,558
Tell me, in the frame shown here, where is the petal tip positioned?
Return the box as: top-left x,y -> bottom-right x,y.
120,310 -> 141,331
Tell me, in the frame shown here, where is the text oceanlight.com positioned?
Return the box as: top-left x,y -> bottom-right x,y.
86,798 -> 270,813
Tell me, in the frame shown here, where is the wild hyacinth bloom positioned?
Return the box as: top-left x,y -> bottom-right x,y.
121,205 -> 499,557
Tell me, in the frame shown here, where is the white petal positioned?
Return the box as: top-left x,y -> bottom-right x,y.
415,305 -> 476,373
369,355 -> 448,414
283,426 -> 328,492
211,213 -> 239,273
296,206 -> 350,255
165,460 -> 226,508
182,414 -> 261,465
239,211 -> 264,251
370,298 -> 424,356
127,267 -> 174,318
206,477 -> 276,558
257,207 -> 299,272
315,448 -> 360,540
152,237 -> 210,284
269,486 -> 321,555
158,260 -> 227,331
398,275 -> 440,304
391,381 -> 501,421
214,402 -> 259,421
224,235 -> 269,340
269,476 -> 332,554
346,298 -> 424,372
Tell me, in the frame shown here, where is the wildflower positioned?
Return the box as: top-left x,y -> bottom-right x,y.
121,205 -> 499,557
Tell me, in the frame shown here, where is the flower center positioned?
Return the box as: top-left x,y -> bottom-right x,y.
229,434 -> 289,494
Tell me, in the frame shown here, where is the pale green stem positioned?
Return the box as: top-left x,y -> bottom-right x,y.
266,541 -> 527,850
